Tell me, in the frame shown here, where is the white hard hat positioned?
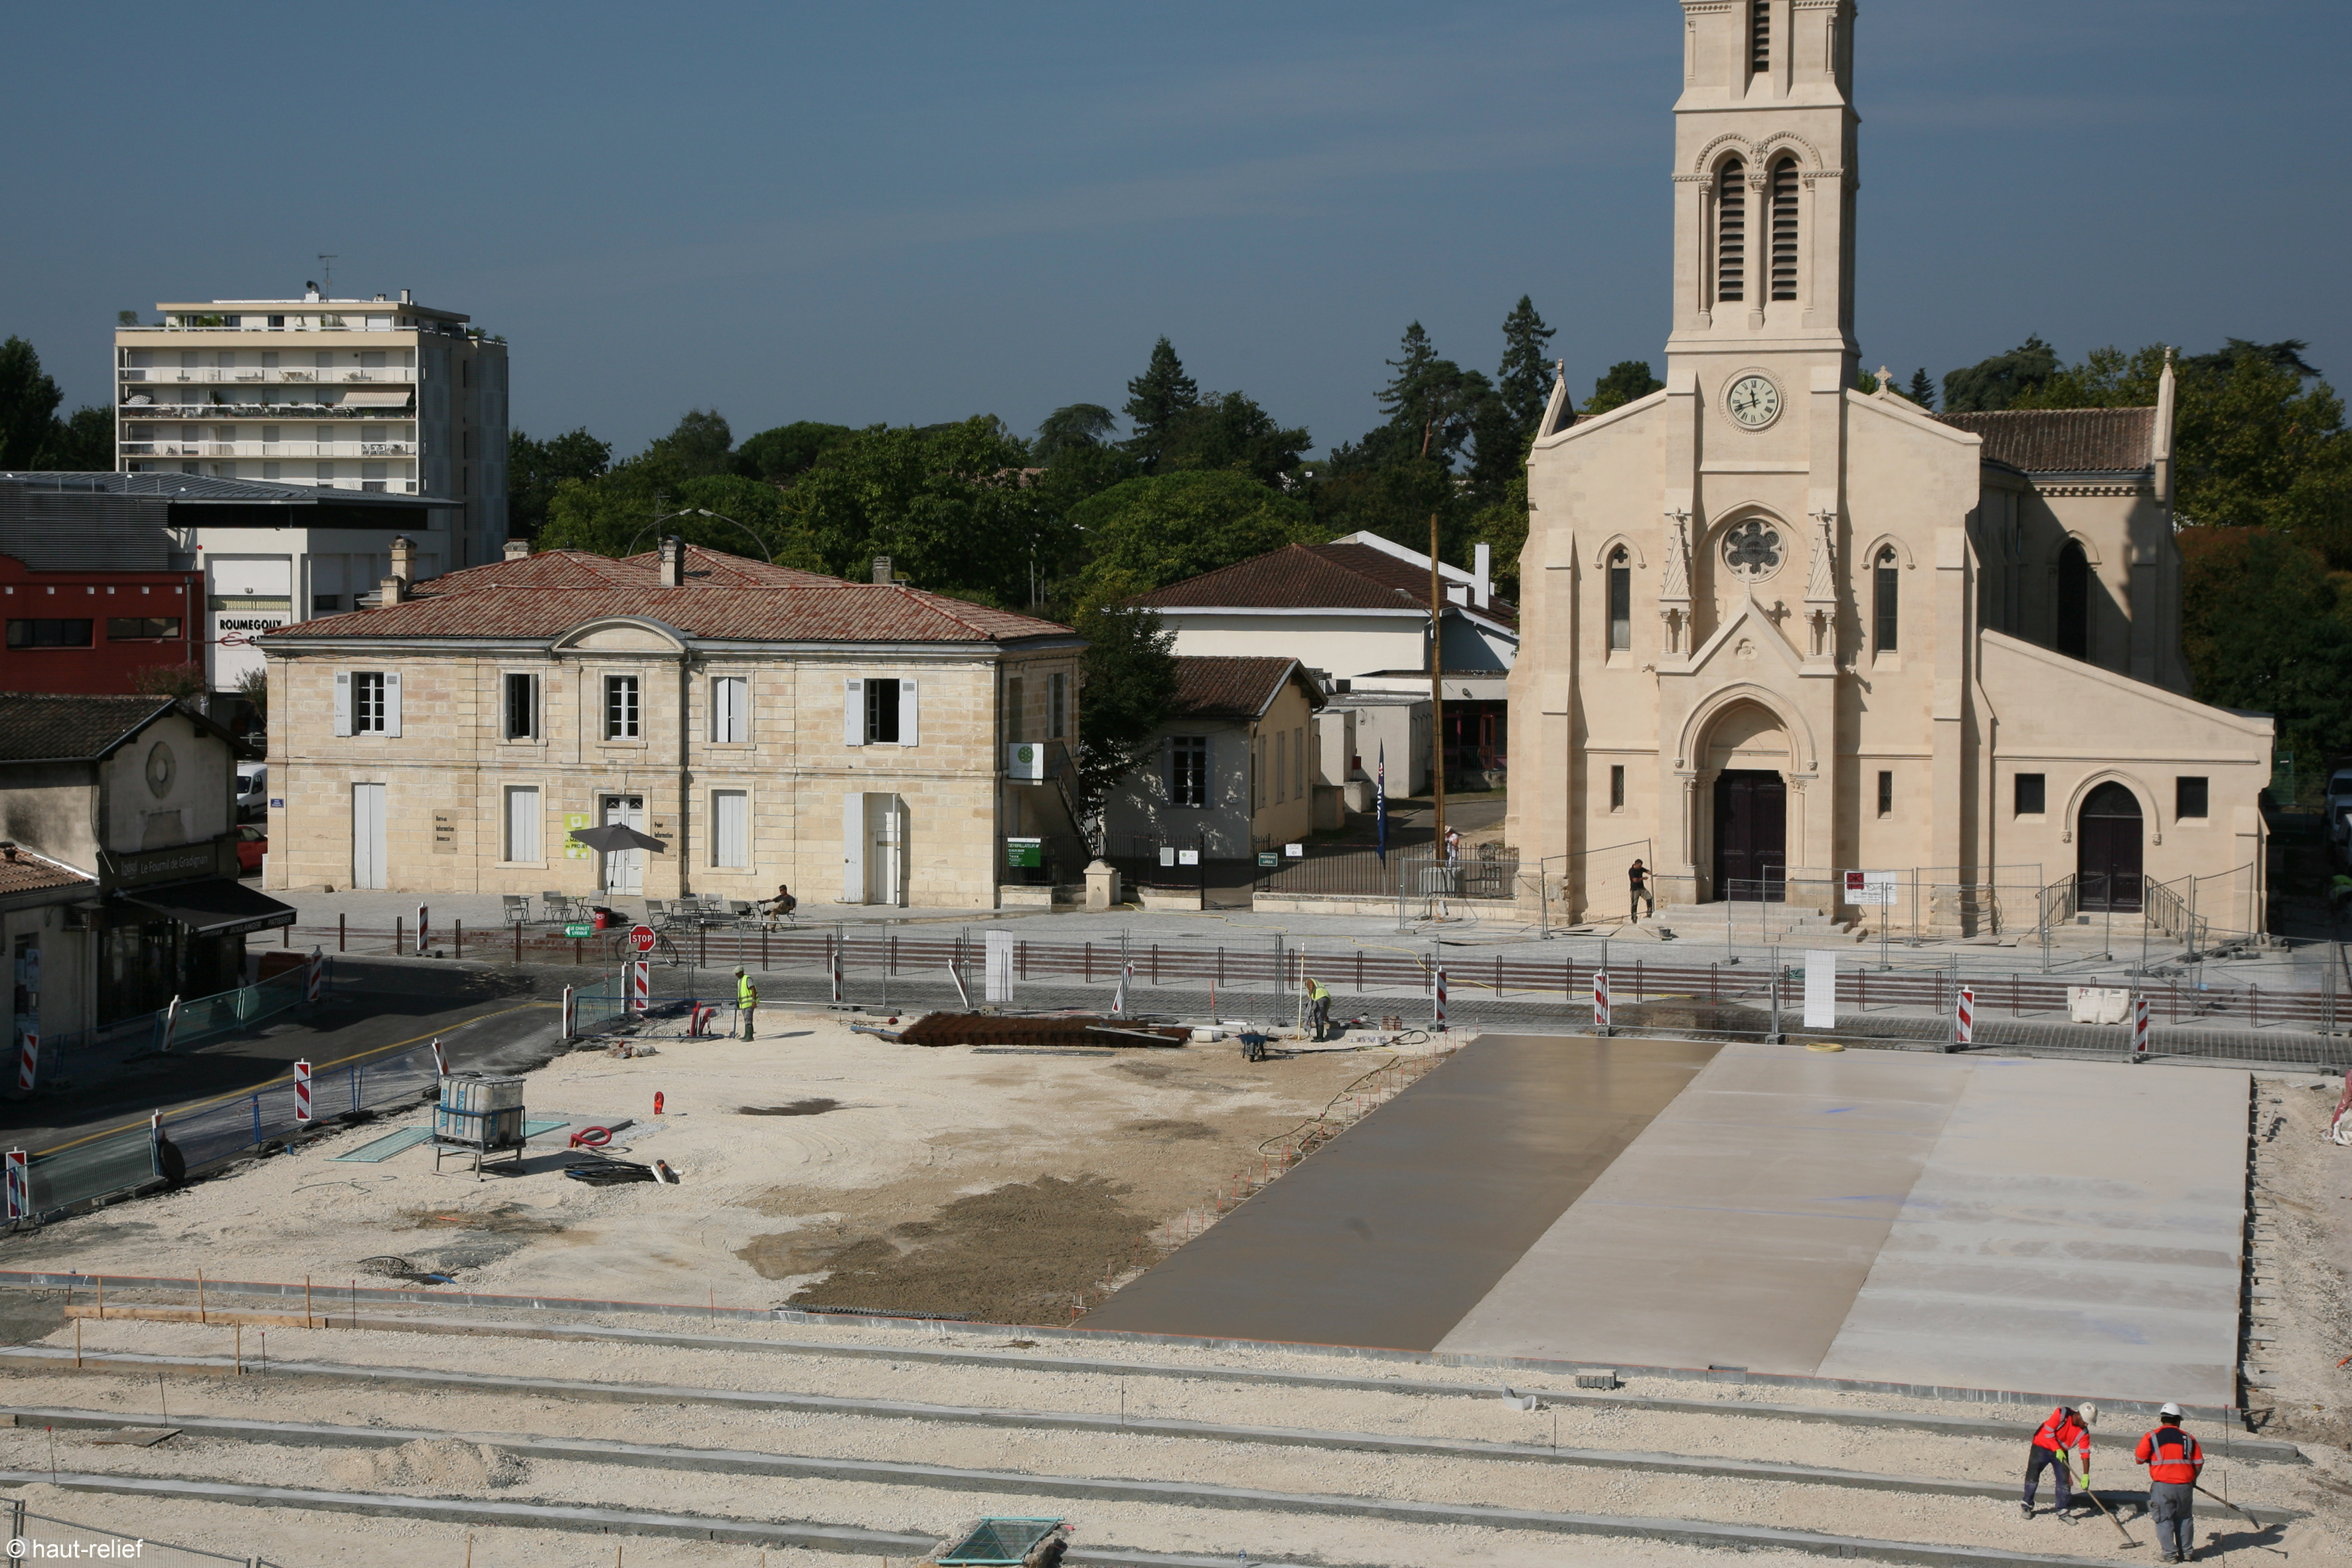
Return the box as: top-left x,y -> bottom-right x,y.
2077,1402 -> 2099,1427
2159,1402 -> 2183,1418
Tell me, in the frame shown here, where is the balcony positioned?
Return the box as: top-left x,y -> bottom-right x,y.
119,439 -> 418,461
119,399 -> 416,418
121,366 -> 417,385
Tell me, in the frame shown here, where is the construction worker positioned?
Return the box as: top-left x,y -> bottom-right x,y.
1628,858 -> 1654,922
2021,1402 -> 2096,1520
1305,975 -> 1332,1041
2135,1403 -> 2204,1562
734,967 -> 757,1040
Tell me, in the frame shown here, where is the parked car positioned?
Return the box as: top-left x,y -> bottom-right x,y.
235,823 -> 267,875
235,763 -> 268,823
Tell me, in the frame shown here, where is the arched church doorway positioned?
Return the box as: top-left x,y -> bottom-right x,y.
2077,782 -> 2143,912
1699,700 -> 1790,903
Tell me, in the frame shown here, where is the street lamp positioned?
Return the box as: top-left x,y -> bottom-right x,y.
623,507 -> 774,562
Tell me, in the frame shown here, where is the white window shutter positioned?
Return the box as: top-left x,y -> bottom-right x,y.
844,678 -> 864,746
333,670 -> 351,737
898,680 -> 919,746
382,670 -> 402,736
841,791 -> 866,902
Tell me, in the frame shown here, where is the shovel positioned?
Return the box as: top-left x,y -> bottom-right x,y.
2193,1481 -> 2262,1528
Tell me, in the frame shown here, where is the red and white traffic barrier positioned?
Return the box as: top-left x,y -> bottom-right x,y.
2132,993 -> 2151,1060
1955,986 -> 1975,1048
15,1031 -> 36,1095
305,947 -> 325,1003
293,1058 -> 313,1123
1593,969 -> 1611,1034
1434,965 -> 1448,1029
830,941 -> 844,1002
430,1036 -> 449,1077
158,995 -> 181,1054
3,1149 -> 24,1221
416,905 -> 429,955
629,960 -> 651,1014
560,985 -> 576,1040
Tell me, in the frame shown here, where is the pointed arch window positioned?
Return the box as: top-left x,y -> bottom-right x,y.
1715,160 -> 1747,304
2056,540 -> 2090,658
1769,157 -> 1800,301
1607,547 -> 1632,651
1872,546 -> 1899,651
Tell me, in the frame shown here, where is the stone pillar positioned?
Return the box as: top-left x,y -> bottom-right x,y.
1084,860 -> 1121,911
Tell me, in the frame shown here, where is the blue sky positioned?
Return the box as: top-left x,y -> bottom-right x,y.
6,2 -> 2344,458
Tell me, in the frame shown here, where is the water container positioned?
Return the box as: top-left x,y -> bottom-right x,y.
434,1073 -> 526,1148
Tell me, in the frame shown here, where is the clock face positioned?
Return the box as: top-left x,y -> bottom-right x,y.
1727,374 -> 1782,429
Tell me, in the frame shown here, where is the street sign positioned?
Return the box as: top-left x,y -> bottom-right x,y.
564,923 -> 593,938
1285,843 -> 1304,858
1177,849 -> 1200,866
1256,851 -> 1279,868
629,924 -> 657,953
1004,837 -> 1042,869
1843,870 -> 1899,906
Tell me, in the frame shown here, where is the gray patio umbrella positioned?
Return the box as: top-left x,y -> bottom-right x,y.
567,823 -> 670,854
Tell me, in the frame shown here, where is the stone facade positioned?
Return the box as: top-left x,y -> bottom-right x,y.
260,546 -> 1083,908
1504,1 -> 2273,934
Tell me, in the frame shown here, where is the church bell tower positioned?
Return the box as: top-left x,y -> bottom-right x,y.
1664,0 -> 1859,392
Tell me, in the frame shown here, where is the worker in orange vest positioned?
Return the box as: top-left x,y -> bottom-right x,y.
2021,1402 -> 2096,1519
2135,1403 -> 2205,1563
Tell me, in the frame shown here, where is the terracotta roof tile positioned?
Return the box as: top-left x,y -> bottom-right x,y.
0,845 -> 94,898
1936,407 -> 2157,473
1127,542 -> 1519,628
0,694 -> 181,762
265,546 -> 1073,645
1170,655 -> 1312,720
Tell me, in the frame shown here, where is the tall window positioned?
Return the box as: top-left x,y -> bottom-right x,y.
1877,770 -> 1893,818
712,789 -> 749,868
710,675 -> 747,742
1769,157 -> 1800,301
864,678 -> 901,743
1294,726 -> 1306,798
503,786 -> 540,862
1049,672 -> 1067,739
1715,160 -> 1747,303
1607,548 -> 1632,651
1873,547 -> 1899,651
1750,0 -> 1770,71
2056,540 -> 2090,658
1609,764 -> 1626,813
503,672 -> 538,740
1169,736 -> 1208,807
353,670 -> 388,733
603,674 -> 639,739
1274,730 -> 1287,804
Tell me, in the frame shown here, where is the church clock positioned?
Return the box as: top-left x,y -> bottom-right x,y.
1726,374 -> 1782,430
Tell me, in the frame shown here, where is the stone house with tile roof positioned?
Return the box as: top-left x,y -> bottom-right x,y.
1101,656 -> 1324,864
258,540 -> 1086,908
1508,0 -> 2272,933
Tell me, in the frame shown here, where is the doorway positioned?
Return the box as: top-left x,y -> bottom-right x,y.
1711,769 -> 1787,902
864,793 -> 904,906
351,783 -> 386,890
2076,782 -> 2143,911
600,794 -> 646,894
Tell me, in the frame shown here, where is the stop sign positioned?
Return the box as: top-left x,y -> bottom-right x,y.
629,924 -> 657,953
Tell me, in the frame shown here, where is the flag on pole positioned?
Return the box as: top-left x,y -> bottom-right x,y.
1375,741 -> 1387,864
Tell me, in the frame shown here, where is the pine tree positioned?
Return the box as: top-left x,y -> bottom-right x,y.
1377,323 -> 1444,435
1121,339 -> 1199,471
1496,296 -> 1559,439
1905,368 -> 1936,410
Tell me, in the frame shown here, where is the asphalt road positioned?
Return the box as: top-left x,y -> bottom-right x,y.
0,958 -> 565,1157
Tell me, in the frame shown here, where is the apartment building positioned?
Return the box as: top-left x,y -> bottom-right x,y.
259,542 -> 1086,909
114,289 -> 506,571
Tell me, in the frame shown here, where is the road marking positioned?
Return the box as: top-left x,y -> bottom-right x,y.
35,1001 -> 555,1158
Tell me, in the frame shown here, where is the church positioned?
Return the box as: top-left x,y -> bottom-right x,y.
1505,0 -> 2273,936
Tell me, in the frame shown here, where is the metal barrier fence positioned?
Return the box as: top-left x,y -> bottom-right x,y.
1255,844 -> 1522,901
33,961 -> 319,1085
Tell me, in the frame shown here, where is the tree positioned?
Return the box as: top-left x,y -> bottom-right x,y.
1152,391 -> 1310,488
2177,528 -> 2352,766
1121,339 -> 1199,471
1582,360 -> 1664,418
1064,469 -> 1320,617
507,427 -> 613,538
0,337 -> 64,469
538,466 -> 817,568
129,663 -> 207,702
1070,605 -> 1180,845
736,422 -> 855,482
1940,335 -> 2059,412
1034,404 -> 1117,465
35,405 -> 113,470
1496,295 -> 1559,441
234,666 -> 269,731
1905,368 -> 1936,410
639,408 -> 738,481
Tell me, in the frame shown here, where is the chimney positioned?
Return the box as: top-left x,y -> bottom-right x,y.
388,534 -> 416,585
1472,542 -> 1492,607
871,556 -> 893,585
0,842 -> 17,863
503,537 -> 532,560
373,293 -> 388,303
659,536 -> 685,588
399,288 -> 413,305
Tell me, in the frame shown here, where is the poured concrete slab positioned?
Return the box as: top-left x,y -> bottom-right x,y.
1812,1056 -> 2246,1407
1437,1044 -> 1966,1374
1085,1035 -> 1717,1350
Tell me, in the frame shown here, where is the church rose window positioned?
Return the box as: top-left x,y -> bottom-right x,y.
1722,518 -> 1782,580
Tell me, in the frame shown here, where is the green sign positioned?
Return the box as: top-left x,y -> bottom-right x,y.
1256,851 -> 1280,868
564,922 -> 593,938
1004,837 -> 1043,869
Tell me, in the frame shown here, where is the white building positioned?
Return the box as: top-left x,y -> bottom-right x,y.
114,289 -> 506,572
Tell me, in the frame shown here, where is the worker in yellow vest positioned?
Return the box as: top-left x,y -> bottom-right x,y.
734,967 -> 757,1040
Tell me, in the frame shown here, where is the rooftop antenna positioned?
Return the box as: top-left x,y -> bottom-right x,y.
317,254 -> 338,297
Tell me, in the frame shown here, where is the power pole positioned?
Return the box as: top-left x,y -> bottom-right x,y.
1428,511 -> 1447,864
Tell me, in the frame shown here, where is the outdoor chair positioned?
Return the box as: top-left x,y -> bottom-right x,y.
539,892 -> 576,925
643,899 -> 672,929
501,894 -> 531,925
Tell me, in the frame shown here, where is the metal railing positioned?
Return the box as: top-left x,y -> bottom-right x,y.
1257,844 -> 1520,901
121,366 -> 416,384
